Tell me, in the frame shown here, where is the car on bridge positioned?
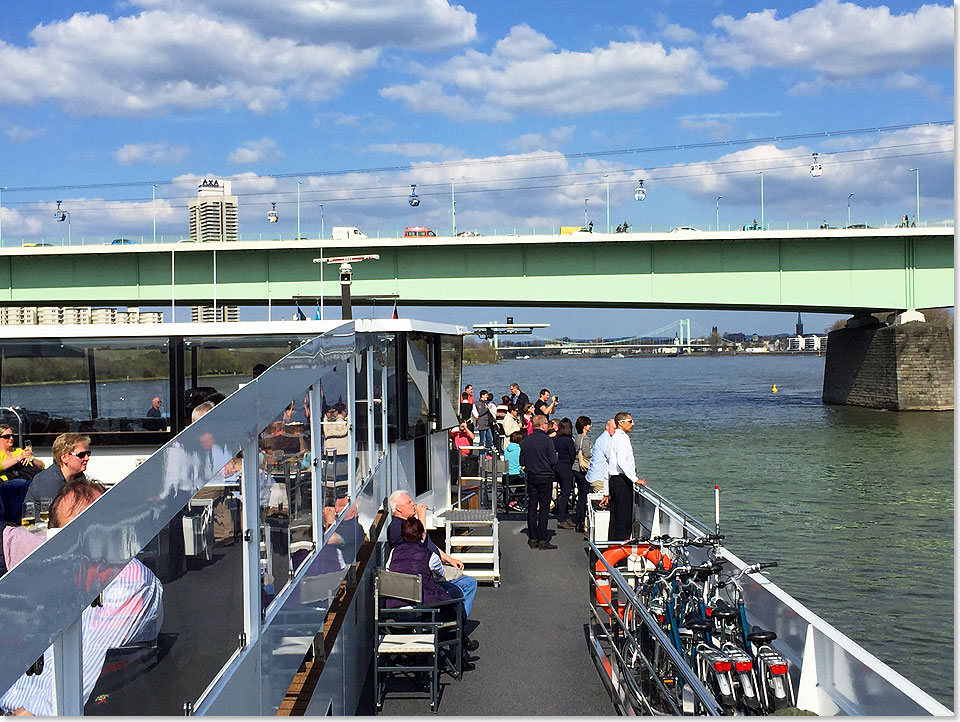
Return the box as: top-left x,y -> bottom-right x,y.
108,238 -> 137,245
21,242 -> 52,247
404,227 -> 437,237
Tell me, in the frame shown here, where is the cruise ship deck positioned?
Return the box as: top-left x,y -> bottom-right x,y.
372,516 -> 613,716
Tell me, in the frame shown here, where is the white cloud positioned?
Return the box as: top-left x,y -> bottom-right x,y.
654,124 -> 954,219
3,123 -> 46,142
228,138 -> 284,164
134,0 -> 477,50
883,71 -> 940,98
508,126 -> 575,152
0,5 -> 455,116
113,141 -> 190,165
707,1 -> 952,88
661,23 -> 698,44
366,142 -> 462,159
382,24 -> 724,120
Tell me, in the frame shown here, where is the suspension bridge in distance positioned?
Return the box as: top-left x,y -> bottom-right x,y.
492,319 -> 730,353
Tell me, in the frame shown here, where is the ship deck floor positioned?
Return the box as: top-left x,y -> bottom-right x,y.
373,516 -> 614,716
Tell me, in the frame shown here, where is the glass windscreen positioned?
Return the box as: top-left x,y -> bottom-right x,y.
85,458 -> 244,715
0,338 -> 171,447
439,334 -> 462,430
405,335 -> 432,436
354,353 -> 370,481
184,335 -> 311,428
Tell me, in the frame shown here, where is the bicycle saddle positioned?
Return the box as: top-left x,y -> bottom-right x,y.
746,625 -> 777,644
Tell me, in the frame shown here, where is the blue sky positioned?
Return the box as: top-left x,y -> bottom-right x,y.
0,1 -> 953,336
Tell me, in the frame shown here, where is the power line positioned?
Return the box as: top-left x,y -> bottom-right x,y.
2,119 -> 951,195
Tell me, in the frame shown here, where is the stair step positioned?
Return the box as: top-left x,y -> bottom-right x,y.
448,536 -> 494,547
465,570 -> 499,581
453,552 -> 496,563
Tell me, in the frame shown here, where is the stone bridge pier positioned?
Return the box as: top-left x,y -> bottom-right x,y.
822,316 -> 954,411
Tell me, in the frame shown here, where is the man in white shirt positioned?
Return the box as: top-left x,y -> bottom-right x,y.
601,412 -> 646,540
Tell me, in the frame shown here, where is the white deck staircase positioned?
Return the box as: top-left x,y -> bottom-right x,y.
439,446 -> 501,586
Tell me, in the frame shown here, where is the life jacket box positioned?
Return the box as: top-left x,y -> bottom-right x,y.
588,493 -> 609,542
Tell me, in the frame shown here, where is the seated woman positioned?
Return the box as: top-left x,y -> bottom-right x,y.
0,425 -> 43,482
386,517 -> 453,608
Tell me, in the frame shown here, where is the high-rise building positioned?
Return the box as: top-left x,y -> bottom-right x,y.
191,305 -> 240,323
188,178 -> 238,242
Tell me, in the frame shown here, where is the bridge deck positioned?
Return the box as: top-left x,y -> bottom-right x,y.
372,517 -> 613,716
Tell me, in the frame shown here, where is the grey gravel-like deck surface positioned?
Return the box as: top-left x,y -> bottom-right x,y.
374,518 -> 614,716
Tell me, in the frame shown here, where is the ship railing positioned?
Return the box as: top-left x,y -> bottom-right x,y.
587,540 -> 723,716
0,321 -> 394,716
631,485 -> 952,716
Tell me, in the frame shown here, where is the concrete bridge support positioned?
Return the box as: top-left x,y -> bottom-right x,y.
822,318 -> 954,411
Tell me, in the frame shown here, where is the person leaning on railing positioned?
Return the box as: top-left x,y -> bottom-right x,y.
0,425 -> 43,482
0,479 -> 164,716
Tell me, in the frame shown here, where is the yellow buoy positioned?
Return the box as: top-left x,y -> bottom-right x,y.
771,384 -> 778,393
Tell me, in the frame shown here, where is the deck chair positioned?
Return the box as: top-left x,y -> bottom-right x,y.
374,568 -> 463,713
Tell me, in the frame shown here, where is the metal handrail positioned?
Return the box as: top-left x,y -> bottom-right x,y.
589,540 -> 723,716
0,406 -> 24,448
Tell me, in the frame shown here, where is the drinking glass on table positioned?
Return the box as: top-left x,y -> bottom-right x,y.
21,501 -> 35,526
38,497 -> 52,523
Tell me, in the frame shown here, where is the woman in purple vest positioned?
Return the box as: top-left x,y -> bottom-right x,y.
386,517 -> 452,608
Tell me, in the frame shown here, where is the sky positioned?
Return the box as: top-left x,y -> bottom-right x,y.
0,0 -> 954,337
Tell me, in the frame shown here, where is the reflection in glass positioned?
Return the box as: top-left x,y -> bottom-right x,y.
439,335 -> 463,430
354,353 -> 370,481
372,345 -> 386,461
87,460 -> 244,715
319,365 -> 349,512
405,335 -> 432,434
259,395 -> 314,611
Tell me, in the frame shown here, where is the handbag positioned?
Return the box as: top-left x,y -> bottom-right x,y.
576,435 -> 590,473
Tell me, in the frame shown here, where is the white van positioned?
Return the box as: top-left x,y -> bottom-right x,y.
331,226 -> 368,241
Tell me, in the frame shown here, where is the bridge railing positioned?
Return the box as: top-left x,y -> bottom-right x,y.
4,219 -> 954,247
0,322 -> 393,715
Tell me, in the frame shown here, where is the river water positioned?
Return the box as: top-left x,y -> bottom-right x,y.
468,355 -> 954,708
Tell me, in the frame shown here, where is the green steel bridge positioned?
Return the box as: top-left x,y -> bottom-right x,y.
0,227 -> 952,314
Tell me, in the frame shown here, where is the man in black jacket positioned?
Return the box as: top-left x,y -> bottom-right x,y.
509,383 -> 530,415
519,415 -> 558,550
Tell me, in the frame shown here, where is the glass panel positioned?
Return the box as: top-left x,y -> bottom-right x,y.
384,337 -> 398,443
372,345 -> 386,461
259,397 -> 313,609
405,335 -> 431,436
85,462 -> 244,715
439,335 -> 462,430
184,335 -> 313,427
353,353 -> 370,481
0,338 -> 172,448
318,364 -> 349,516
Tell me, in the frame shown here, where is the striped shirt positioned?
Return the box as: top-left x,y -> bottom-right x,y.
0,559 -> 163,716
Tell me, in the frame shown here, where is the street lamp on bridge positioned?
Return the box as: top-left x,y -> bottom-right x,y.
583,198 -> 589,228
604,174 -> 610,233
909,168 -> 919,226
716,195 -> 722,230
847,192 -> 855,228
152,184 -> 158,243
319,203 -> 324,240
756,171 -> 764,229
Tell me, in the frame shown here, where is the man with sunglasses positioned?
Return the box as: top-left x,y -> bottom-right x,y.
600,412 -> 646,540
22,433 -> 90,516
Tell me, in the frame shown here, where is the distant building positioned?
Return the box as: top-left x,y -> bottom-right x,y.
0,305 -> 162,325
188,178 -> 238,242
191,305 -> 240,323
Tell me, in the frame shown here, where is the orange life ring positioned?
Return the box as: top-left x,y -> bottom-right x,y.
594,544 -> 672,618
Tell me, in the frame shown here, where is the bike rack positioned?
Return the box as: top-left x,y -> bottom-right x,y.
587,540 -> 723,716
